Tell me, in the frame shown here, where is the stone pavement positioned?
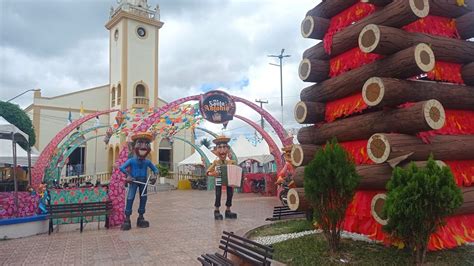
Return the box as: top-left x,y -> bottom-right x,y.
0,190 -> 281,265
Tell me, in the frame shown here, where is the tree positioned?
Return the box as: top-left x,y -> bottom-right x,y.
200,138 -> 211,149
0,101 -> 36,149
383,157 -> 463,265
304,138 -> 361,253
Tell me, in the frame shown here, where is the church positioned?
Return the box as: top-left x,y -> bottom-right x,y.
25,0 -> 194,181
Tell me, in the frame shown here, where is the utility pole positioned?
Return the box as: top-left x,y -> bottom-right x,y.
255,99 -> 268,129
268,49 -> 291,125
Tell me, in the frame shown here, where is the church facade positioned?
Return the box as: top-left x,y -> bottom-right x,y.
25,0 -> 194,180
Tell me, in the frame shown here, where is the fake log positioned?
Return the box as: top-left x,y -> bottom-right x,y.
462,62 -> 474,85
358,24 -> 474,64
294,101 -> 326,124
362,77 -> 474,110
320,0 -> 429,58
300,43 -> 435,102
291,144 -> 322,167
287,188 -> 311,211
301,15 -> 330,40
306,0 -> 360,19
356,161 -> 446,190
293,167 -> 305,187
361,0 -> 394,6
361,0 -> 474,17
293,161 -> 446,190
456,12 -> 474,40
429,0 -> 474,18
303,42 -> 330,60
372,187 -> 474,225
298,58 -> 330,82
367,134 -> 474,164
297,100 -> 445,145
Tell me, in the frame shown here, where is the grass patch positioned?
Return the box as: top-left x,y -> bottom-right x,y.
247,219 -> 313,238
249,220 -> 474,265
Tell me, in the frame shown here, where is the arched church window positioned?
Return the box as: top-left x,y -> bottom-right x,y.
111,87 -> 116,106
117,85 -> 121,105
135,84 -> 146,97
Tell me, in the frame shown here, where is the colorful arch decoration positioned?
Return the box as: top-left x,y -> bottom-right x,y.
234,115 -> 283,171
32,110 -> 120,187
56,134 -> 106,180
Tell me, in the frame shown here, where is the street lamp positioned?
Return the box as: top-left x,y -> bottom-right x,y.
268,49 -> 291,125
7,89 -> 40,102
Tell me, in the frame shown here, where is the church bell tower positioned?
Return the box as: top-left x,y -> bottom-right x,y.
105,0 -> 163,112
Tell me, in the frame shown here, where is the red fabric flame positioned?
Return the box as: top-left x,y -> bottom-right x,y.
325,93 -> 368,122
402,16 -> 460,39
330,47 -> 383,77
426,61 -> 464,84
445,160 -> 474,187
418,110 -> 474,141
323,3 -> 376,54
339,139 -> 372,165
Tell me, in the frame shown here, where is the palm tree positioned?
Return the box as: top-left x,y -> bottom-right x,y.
200,138 -> 211,149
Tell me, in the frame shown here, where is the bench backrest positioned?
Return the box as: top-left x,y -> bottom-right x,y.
48,201 -> 112,214
219,231 -> 273,266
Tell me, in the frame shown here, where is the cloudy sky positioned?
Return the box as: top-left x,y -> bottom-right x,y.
0,0 -> 320,140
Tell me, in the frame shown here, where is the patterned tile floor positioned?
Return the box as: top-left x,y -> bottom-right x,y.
0,190 -> 281,265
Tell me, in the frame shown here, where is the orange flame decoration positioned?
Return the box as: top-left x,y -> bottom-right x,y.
325,93 -> 368,122
323,3 -> 376,54
329,47 -> 383,77
344,192 -> 474,250
445,160 -> 474,187
330,139 -> 371,165
418,110 -> 474,142
426,61 -> 464,84
402,16 -> 460,39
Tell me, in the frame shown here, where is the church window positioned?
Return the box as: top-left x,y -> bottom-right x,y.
135,84 -> 146,97
117,85 -> 121,105
111,87 -> 116,106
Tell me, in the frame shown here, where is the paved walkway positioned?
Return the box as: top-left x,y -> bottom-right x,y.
0,190 -> 280,265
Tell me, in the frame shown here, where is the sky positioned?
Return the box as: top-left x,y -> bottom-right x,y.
0,0 -> 320,141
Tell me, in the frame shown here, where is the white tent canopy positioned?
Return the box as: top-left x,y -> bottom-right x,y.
0,117 -> 39,166
230,135 -> 275,164
177,145 -> 217,166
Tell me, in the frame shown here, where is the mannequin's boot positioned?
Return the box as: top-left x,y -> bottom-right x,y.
214,210 -> 223,220
121,216 -> 131,230
137,215 -> 150,228
225,210 -> 237,219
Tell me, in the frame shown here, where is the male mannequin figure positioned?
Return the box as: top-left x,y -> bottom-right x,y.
207,135 -> 238,220
120,132 -> 158,230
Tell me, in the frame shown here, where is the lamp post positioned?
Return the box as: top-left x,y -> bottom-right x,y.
7,89 -> 40,102
268,49 -> 291,125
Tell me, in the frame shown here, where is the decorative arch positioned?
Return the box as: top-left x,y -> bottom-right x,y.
233,115 -> 283,171
32,109 -> 119,187
173,136 -> 212,168
56,134 -> 106,179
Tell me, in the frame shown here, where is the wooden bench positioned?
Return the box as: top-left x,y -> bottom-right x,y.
265,205 -> 308,221
47,200 -> 112,234
198,231 -> 274,265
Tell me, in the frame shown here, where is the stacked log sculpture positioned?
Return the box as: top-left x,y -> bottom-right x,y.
292,0 -> 474,250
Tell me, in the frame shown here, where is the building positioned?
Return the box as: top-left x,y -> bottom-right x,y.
25,0 -> 193,179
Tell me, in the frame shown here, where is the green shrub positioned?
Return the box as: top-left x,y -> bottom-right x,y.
156,164 -> 169,177
383,157 -> 463,265
304,138 -> 361,253
0,101 -> 36,149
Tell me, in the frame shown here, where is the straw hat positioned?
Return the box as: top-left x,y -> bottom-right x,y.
212,135 -> 230,145
131,132 -> 153,142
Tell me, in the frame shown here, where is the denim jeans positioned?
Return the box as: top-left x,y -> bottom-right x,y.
125,177 -> 147,216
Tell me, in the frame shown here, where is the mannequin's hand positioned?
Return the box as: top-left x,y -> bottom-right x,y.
126,176 -> 134,183
149,175 -> 157,185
